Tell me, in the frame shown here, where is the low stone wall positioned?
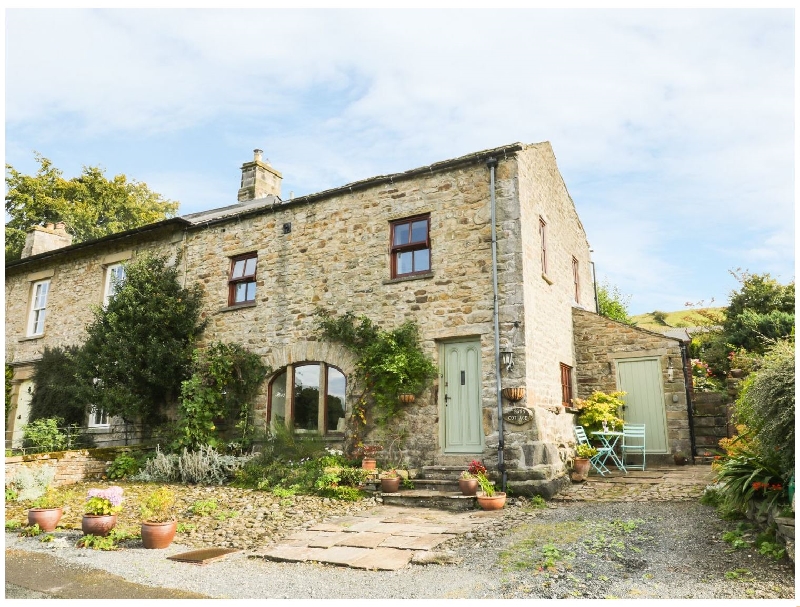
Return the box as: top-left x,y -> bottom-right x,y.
5,447 -> 147,487
745,498 -> 795,563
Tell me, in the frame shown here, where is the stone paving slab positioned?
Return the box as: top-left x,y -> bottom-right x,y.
379,533 -> 456,550
335,532 -> 391,548
348,547 -> 417,571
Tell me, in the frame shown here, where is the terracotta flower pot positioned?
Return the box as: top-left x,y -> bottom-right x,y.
362,458 -> 377,470
458,477 -> 479,496
82,514 -> 118,536
380,476 -> 401,493
573,457 -> 591,478
28,507 -> 63,532
476,492 -> 506,511
502,387 -> 526,402
398,393 -> 416,404
141,520 -> 178,549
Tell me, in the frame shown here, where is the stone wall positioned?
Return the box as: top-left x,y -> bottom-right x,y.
4,449 -> 140,487
572,308 -> 691,461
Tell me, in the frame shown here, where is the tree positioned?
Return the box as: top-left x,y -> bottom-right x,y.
723,271 -> 794,354
5,153 -> 179,261
596,280 -> 634,325
75,254 -> 205,429
29,346 -> 86,427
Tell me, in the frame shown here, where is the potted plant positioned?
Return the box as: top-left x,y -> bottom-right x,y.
459,460 -> 486,495
475,472 -> 506,510
673,451 -> 688,466
140,487 -> 178,549
573,444 -> 597,479
27,487 -> 68,532
82,486 -> 124,536
379,469 -> 401,493
358,444 -> 383,469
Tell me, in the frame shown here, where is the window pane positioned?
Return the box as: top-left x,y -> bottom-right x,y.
234,283 -> 248,303
326,367 -> 346,432
246,282 -> 256,302
414,248 -> 430,272
410,219 -> 428,243
244,257 -> 257,276
294,364 -> 320,431
393,223 -> 409,246
33,309 -> 46,334
270,371 -> 287,427
232,259 -> 246,279
397,251 -> 413,275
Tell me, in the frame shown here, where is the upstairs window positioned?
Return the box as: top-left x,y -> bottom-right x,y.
103,263 -> 126,306
560,363 -> 573,408
539,217 -> 548,275
28,279 -> 50,336
88,405 -> 109,428
229,253 -> 257,306
390,215 -> 431,278
572,257 -> 580,303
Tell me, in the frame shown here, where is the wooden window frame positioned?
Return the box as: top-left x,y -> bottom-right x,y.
267,362 -> 347,435
390,214 -> 431,279
539,217 -> 548,275
560,363 -> 573,408
572,256 -> 580,304
228,252 -> 258,307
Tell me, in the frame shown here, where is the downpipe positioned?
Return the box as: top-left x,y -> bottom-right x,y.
487,157 -> 506,492
679,341 -> 697,462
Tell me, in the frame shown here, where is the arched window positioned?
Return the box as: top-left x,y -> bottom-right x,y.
268,362 -> 346,434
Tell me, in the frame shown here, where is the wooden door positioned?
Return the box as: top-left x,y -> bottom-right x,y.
616,358 -> 668,453
441,339 -> 483,453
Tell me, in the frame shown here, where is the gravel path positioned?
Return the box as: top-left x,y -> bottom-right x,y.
5,488 -> 795,600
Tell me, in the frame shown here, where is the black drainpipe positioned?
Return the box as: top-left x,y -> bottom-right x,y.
679,341 -> 697,462
487,156 -> 506,492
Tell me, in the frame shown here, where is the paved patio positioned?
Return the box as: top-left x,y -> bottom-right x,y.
251,465 -> 718,570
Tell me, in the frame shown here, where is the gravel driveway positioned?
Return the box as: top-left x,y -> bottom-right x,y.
5,494 -> 795,599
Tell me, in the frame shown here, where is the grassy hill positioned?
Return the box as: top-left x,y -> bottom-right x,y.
630,308 -> 725,333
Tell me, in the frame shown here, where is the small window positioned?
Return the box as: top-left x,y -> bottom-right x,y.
228,253 -> 257,306
27,279 -> 50,336
104,263 -> 126,306
560,363 -> 573,408
88,405 -> 109,428
572,257 -> 580,303
539,218 -> 548,275
390,215 -> 431,278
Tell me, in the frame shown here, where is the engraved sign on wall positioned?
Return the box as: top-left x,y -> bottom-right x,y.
503,407 -> 533,426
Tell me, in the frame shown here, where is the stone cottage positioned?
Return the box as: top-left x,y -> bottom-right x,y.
5,141 -> 692,495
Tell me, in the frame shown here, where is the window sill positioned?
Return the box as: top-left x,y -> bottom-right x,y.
541,273 -> 554,285
219,302 -> 257,313
383,271 -> 434,285
19,334 -> 44,342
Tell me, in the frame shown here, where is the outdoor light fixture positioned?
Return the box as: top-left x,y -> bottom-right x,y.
500,350 -> 514,372
667,357 -> 674,382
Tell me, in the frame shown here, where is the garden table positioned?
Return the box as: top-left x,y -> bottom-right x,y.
592,430 -> 627,473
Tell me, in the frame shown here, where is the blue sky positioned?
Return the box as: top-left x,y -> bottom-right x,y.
4,8 -> 795,315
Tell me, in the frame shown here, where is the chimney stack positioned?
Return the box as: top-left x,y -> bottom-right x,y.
21,222 -> 73,258
238,148 -> 282,202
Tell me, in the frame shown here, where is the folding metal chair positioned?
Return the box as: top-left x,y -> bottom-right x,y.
621,424 -> 646,470
574,425 -> 612,476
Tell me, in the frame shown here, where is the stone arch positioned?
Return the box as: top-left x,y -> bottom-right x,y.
262,341 -> 357,381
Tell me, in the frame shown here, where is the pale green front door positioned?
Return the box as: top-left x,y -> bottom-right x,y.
442,339 -> 483,453
616,357 -> 668,453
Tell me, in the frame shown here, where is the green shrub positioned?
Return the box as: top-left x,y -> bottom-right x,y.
574,391 -> 625,433
106,453 -> 143,480
6,465 -> 55,501
21,417 -> 77,452
132,445 -> 251,485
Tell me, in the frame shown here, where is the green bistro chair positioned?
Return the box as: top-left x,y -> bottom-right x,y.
574,425 -> 612,476
621,424 -> 646,470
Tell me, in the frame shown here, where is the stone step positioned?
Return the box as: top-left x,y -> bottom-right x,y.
420,465 -> 469,481
378,489 -> 478,512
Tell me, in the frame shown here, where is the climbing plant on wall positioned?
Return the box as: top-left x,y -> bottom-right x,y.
315,310 -> 437,454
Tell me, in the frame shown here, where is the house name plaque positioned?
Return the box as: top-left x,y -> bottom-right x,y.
503,407 -> 533,426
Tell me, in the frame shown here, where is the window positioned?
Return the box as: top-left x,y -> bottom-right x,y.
228,253 -> 257,306
572,257 -> 580,303
390,215 -> 431,278
560,363 -> 573,408
88,405 -> 109,428
27,279 -> 50,336
268,363 -> 346,434
539,218 -> 548,275
103,263 -> 126,306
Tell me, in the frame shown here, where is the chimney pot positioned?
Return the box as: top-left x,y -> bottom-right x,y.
254,149 -> 263,162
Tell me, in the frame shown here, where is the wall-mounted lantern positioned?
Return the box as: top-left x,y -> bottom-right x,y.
500,350 -> 514,372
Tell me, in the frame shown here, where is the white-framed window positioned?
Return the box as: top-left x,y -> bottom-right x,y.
27,279 -> 50,336
88,405 -> 109,428
104,263 -> 126,306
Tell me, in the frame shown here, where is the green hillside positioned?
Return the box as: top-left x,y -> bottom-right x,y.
630,308 -> 725,333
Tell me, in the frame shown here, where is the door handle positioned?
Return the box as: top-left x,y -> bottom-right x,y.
444,394 -> 451,405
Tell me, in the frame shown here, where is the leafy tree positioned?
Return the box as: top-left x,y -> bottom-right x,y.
723,271 -> 794,354
5,153 -> 179,261
76,254 -> 205,429
596,280 -> 634,325
29,346 -> 86,426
